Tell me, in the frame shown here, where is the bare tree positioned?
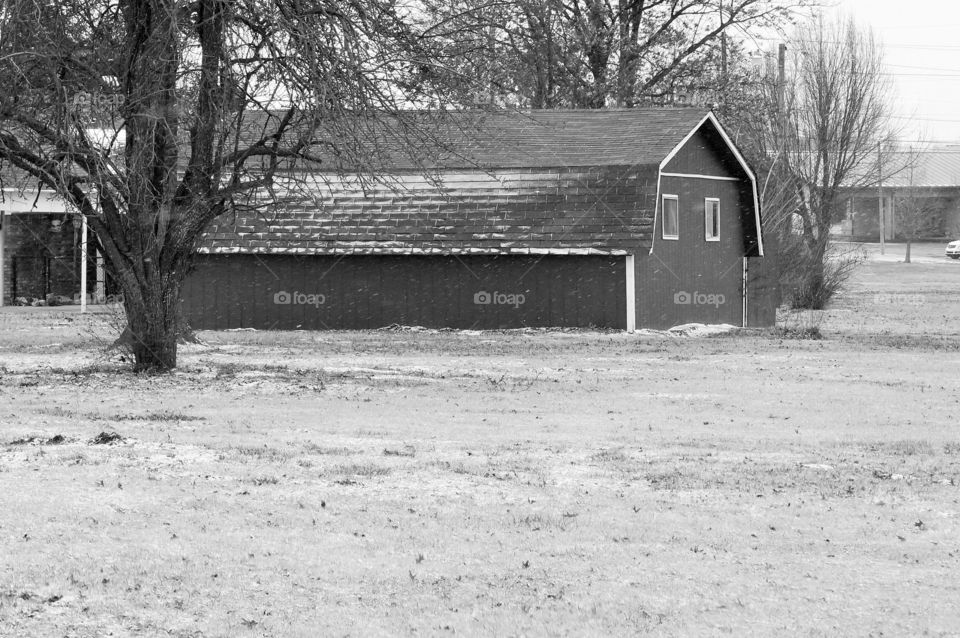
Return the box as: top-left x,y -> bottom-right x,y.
424,0 -> 813,109
725,14 -> 896,308
894,155 -> 942,264
0,0 -> 468,371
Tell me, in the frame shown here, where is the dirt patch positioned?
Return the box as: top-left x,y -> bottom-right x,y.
7,434 -> 68,446
89,431 -> 124,445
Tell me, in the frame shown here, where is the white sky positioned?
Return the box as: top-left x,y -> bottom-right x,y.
833,0 -> 960,145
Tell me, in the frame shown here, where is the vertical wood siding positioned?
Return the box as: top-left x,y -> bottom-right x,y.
636,173 -> 748,328
662,123 -> 762,257
181,255 -> 627,330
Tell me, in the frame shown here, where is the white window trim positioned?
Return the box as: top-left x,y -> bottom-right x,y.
662,194 -> 679,240
705,197 -> 720,242
660,172 -> 740,182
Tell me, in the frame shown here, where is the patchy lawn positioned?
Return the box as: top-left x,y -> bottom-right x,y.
1,244 -> 960,636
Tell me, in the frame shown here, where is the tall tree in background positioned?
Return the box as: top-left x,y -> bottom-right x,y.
724,14 -> 897,308
0,0 -> 467,371
424,0 -> 812,108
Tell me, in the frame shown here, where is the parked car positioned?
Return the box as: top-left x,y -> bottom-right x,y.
948,240 -> 960,259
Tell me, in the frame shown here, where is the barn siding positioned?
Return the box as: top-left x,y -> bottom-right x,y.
662,123 -> 761,256
182,255 -> 627,330
635,174 -> 747,328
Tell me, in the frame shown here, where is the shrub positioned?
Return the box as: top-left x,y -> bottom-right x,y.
778,234 -> 864,310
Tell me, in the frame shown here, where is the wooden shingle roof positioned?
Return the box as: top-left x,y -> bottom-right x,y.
200,164 -> 661,256
373,108 -> 707,170
202,108 -> 709,256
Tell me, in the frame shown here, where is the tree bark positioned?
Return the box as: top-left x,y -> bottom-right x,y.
119,267 -> 186,372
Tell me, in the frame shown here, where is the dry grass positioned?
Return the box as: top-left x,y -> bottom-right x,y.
1,244 -> 960,636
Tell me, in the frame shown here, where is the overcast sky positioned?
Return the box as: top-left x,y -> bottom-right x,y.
832,0 -> 960,145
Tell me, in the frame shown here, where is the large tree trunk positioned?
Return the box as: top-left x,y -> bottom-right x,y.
616,49 -> 637,106
524,5 -> 555,109
120,270 -> 186,372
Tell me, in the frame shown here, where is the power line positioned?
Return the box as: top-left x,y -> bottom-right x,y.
855,24 -> 960,30
888,115 -> 960,123
749,36 -> 960,51
886,63 -> 960,73
878,72 -> 960,78
892,142 -> 960,146
761,107 -> 960,125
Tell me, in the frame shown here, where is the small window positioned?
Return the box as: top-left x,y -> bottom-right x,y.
662,195 -> 679,239
705,198 -> 720,241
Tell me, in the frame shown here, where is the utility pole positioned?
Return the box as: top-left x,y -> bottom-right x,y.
905,153 -> 914,263
878,141 -> 885,255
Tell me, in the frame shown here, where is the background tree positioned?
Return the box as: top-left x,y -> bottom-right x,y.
722,14 -> 898,308
0,0 -> 470,371
894,154 -> 941,264
424,0 -> 812,109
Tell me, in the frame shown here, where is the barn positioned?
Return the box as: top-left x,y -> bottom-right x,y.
183,108 -> 775,331
0,108 -> 777,328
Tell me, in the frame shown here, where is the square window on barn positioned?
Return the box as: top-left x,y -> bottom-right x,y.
662,195 -> 679,239
705,198 -> 720,241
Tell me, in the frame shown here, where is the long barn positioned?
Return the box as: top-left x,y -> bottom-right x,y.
179,109 -> 776,330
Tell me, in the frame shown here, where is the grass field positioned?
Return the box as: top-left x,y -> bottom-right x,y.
1,243 -> 959,636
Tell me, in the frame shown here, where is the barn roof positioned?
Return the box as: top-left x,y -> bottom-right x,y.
199,164 -> 661,256
201,108 -> 719,256
333,108 -> 710,170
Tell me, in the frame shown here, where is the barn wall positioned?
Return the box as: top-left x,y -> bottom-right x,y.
182,254 -> 627,330
635,175 -> 747,328
662,124 -> 761,256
